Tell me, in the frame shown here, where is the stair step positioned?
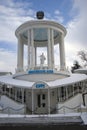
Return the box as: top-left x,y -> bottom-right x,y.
0,116 -> 83,125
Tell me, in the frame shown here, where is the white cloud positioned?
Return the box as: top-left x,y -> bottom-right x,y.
66,0 -> 87,47
45,10 -> 64,23
0,1 -> 35,43
54,10 -> 64,23
65,0 -> 87,68
54,15 -> 64,23
0,48 -> 17,73
54,10 -> 60,15
0,0 -> 35,72
0,0 -> 32,9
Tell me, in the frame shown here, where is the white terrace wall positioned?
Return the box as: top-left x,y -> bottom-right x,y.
57,93 -> 83,114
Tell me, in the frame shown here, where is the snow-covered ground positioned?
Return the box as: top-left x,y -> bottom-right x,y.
81,112 -> 87,124
0,112 -> 86,125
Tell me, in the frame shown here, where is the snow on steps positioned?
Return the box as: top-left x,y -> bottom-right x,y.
0,113 -> 83,125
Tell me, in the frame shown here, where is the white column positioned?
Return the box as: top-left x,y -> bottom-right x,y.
59,33 -> 66,70
51,29 -> 54,69
15,87 -> 17,101
28,29 -> 31,69
58,88 -> 60,102
9,86 -> 11,97
66,87 -> 68,99
0,85 -> 1,99
4,85 -> 6,94
35,47 -> 37,66
17,34 -> 24,72
0,85 -> 2,97
31,29 -> 34,69
33,46 -> 35,68
32,88 -> 34,114
73,84 -> 74,96
47,28 -> 52,69
22,88 -> 24,104
48,88 -> 50,114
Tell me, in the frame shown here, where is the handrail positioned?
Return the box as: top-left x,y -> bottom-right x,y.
49,105 -> 81,111
0,104 -> 86,114
0,106 -> 25,112
19,65 -> 60,72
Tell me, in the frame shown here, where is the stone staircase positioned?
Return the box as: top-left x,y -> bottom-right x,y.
0,115 -> 83,126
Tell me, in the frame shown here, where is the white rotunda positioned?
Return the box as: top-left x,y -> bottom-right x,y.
0,12 -> 87,115
15,19 -> 67,72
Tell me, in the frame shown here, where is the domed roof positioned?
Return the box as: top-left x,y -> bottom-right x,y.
15,20 -> 67,47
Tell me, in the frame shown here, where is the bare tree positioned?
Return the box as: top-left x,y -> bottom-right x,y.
78,50 -> 87,67
71,60 -> 81,73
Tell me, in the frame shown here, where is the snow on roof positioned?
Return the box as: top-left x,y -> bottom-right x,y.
0,73 -> 87,89
47,73 -> 87,88
74,68 -> 87,73
0,75 -> 34,88
0,70 -> 11,73
75,68 -> 87,71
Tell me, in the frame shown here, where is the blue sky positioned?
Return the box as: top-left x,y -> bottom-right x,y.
0,0 -> 87,72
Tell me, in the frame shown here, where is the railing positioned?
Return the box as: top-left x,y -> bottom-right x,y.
15,65 -> 61,72
56,105 -> 81,114
0,104 -> 87,115
1,89 -> 24,104
0,105 -> 25,114
58,90 -> 79,103
0,86 -> 85,106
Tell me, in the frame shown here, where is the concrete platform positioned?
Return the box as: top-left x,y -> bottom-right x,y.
0,115 -> 83,126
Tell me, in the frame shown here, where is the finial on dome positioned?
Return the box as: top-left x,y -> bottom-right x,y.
36,11 -> 44,19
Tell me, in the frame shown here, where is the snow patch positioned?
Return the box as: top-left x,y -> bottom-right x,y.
81,112 -> 87,124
